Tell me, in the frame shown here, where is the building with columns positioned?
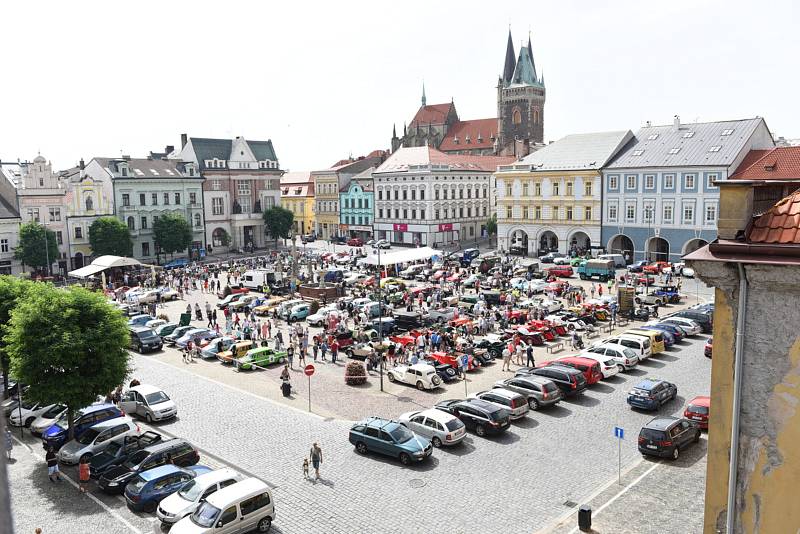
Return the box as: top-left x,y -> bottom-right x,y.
496,130 -> 633,256
178,135 -> 282,253
373,146 -> 513,247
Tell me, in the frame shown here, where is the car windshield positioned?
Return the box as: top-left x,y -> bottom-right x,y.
77,428 -> 101,445
127,475 -> 147,494
444,419 -> 463,431
43,405 -> 65,418
387,425 -> 414,443
640,428 -> 666,441
56,409 -> 83,427
19,399 -> 39,410
178,479 -> 203,501
144,391 -> 170,405
123,450 -> 149,468
689,405 -> 709,415
622,348 -> 637,359
191,501 -> 221,528
139,331 -> 159,341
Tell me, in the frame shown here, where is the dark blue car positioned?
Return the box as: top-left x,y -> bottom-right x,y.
42,404 -> 124,450
627,260 -> 649,273
627,379 -> 677,410
124,464 -> 212,512
640,325 -> 676,346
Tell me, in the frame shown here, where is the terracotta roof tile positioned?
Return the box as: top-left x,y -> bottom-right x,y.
747,189 -> 800,244
409,103 -> 454,127
779,228 -> 798,243
438,118 -> 498,152
730,147 -> 800,180
749,226 -> 770,242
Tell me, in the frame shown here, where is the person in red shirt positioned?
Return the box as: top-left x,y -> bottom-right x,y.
330,340 -> 340,363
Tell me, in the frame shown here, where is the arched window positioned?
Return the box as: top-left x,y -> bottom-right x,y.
533,110 -> 540,124
85,195 -> 94,211
126,216 -> 135,230
194,213 -> 202,227
512,108 -> 522,125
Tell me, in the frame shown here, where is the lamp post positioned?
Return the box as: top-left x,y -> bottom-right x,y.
377,245 -> 383,392
644,205 -> 653,295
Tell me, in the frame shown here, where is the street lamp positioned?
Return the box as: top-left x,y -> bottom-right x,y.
644,205 -> 654,295
377,245 -> 383,392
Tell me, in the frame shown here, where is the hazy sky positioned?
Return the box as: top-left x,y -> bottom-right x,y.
2,0 -> 798,172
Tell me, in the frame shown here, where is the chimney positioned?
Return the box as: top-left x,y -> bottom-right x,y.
165,145 -> 174,155
122,154 -> 131,161
180,133 -> 188,148
673,115 -> 681,130
79,158 -> 85,170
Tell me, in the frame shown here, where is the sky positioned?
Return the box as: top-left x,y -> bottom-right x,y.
2,0 -> 798,173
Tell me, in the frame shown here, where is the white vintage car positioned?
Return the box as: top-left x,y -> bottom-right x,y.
387,364 -> 442,390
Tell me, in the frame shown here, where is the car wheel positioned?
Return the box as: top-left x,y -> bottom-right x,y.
416,381 -> 425,390
24,417 -> 35,428
145,413 -> 153,424
475,424 -> 487,437
399,452 -> 412,465
528,398 -> 540,410
617,364 -> 625,372
634,297 -> 642,305
279,357 -> 286,364
80,453 -> 92,463
388,373 -> 396,383
257,517 -> 272,532
445,367 -> 457,378
145,501 -> 157,513
693,431 -> 700,443
672,447 -> 680,460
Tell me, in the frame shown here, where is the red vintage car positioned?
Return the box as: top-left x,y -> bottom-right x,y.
430,351 -> 479,371
328,330 -> 355,349
642,261 -> 671,274
216,286 -> 250,299
524,320 -> 556,341
506,309 -> 528,324
545,281 -> 570,296
450,317 -> 474,329
546,266 -> 573,278
347,237 -> 364,247
504,327 -> 545,346
446,272 -> 467,283
389,334 -> 416,347
539,356 -> 604,385
432,270 -> 448,281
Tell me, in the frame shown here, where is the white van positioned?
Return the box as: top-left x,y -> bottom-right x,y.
593,334 -> 652,360
598,254 -> 626,268
170,478 -> 274,533
241,269 -> 279,290
399,264 -> 425,279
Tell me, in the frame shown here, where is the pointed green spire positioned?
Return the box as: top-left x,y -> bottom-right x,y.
421,82 -> 427,106
502,29 -> 516,85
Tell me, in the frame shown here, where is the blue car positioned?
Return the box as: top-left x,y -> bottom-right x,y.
640,325 -> 675,346
124,464 -> 212,512
349,416 -> 433,465
42,404 -> 124,450
627,260 -> 649,273
644,323 -> 685,343
163,258 -> 189,270
128,314 -> 155,327
627,379 -> 677,410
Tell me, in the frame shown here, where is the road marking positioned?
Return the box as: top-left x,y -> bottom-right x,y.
566,459 -> 662,534
12,435 -> 144,534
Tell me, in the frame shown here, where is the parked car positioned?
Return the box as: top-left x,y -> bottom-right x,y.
306,305 -> 338,327
539,252 -> 566,264
515,365 -> 587,397
145,319 -> 167,330
638,416 -> 701,460
684,395 -> 711,430
57,417 -> 140,465
169,478 -> 275,533
539,357 -> 604,385
165,326 -> 195,345
347,237 -> 364,247
627,260 -> 649,273
199,337 -> 236,360
704,337 -> 713,358
128,314 -> 155,327
8,400 -> 58,428
120,384 -> 177,423
493,375 -> 562,410
387,364 -> 442,390
575,353 -> 620,379
546,266 -> 574,278
125,464 -> 212,512
29,404 -> 67,435
373,239 -> 391,249
42,404 -> 124,450
468,389 -> 530,420
175,329 -> 216,350
668,310 -> 713,333
155,322 -> 180,338
591,335 -> 651,360
157,468 -> 245,528
235,347 -> 288,370
217,341 -> 256,365
90,431 -> 163,479
583,344 -> 640,371
348,417 -> 433,465
627,378 -> 678,410
433,398 -> 511,437
227,295 -> 257,312
659,317 -> 702,336
130,327 -> 164,353
643,322 -> 685,343
216,293 -> 247,310
98,439 -> 200,494
397,409 -> 466,448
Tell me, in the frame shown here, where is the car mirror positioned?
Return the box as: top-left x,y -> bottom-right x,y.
217,522 -> 225,528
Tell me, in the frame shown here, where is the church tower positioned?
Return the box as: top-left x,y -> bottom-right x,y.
497,30 -> 546,157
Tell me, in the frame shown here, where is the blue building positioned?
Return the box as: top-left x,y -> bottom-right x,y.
339,167 -> 375,241
601,116 -> 773,263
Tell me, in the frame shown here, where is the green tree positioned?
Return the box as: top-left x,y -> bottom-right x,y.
262,206 -> 294,247
218,229 -> 231,248
0,277 -> 32,398
153,213 -> 192,260
15,222 -> 59,273
89,216 -> 133,257
486,213 -> 498,238
7,283 -> 130,439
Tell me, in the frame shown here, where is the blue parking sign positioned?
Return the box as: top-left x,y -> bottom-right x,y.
461,355 -> 469,369
614,426 -> 624,439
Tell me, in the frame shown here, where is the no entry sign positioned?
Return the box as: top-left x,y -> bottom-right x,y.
304,364 -> 315,376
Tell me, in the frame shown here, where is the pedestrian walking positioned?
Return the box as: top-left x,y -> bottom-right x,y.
286,343 -> 295,369
78,455 -> 90,493
309,442 -> 323,480
298,346 -> 306,366
501,347 -> 512,371
526,344 -> 535,367
46,447 -> 61,482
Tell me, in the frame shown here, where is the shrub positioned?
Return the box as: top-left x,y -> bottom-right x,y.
309,300 -> 320,315
345,360 -> 367,386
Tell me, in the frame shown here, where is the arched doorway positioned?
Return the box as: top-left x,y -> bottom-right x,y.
682,238 -> 708,256
509,229 -> 529,256
608,234 -> 634,263
74,252 -> 84,269
647,237 -> 670,262
539,231 -> 558,255
212,228 -> 228,248
569,231 -> 591,255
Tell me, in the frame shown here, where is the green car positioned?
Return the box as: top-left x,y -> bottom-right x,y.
570,257 -> 587,267
236,347 -> 287,370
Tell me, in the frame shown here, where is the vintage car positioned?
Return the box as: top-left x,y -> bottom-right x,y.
251,296 -> 287,315
505,327 -> 545,346
430,351 -> 479,371
545,266 -> 573,278
642,261 -> 671,275
387,364 -> 442,390
216,286 -> 250,299
235,347 -> 287,370
651,285 -> 682,304
473,335 -> 506,359
524,320 -> 557,341
506,309 -> 528,324
216,340 -> 255,364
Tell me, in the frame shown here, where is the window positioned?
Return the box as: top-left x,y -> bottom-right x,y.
664,174 -> 674,189
505,206 -> 512,218
194,213 -> 202,227
27,208 -> 40,222
138,193 -> 145,206
682,131 -> 695,138
584,182 -> 593,196
434,189 -> 439,200
647,133 -> 659,140
626,175 -> 636,189
566,206 -> 573,220
682,204 -> 694,224
237,182 -> 251,196
482,206 -> 487,216
721,128 -> 734,136
402,190 -> 407,200
219,506 -> 237,525
55,231 -> 63,245
534,206 -> 541,220
483,187 -> 488,198
459,207 -> 464,218
420,210 -> 426,219
668,148 -> 681,155
240,493 -> 270,516
632,149 -> 644,156
626,204 -> 636,222
534,182 -> 541,196
174,193 -> 181,205
608,204 -> 617,222
238,196 -> 251,214
411,210 -> 416,220
707,173 -> 718,188
645,175 -> 655,189
708,145 -> 722,153
585,206 -> 592,220
505,183 -> 512,196
212,180 -> 221,190
434,209 -> 439,220
608,175 -> 618,190
663,203 -> 673,223
74,226 -> 82,239
151,193 -> 158,205
566,182 -> 573,195
684,174 -> 695,189
522,182 -> 529,196
153,215 -> 159,225
552,182 -> 559,196
1,239 -> 8,253
522,206 -> 529,219
163,192 -> 170,205
212,198 -> 224,216
552,206 -> 559,220
379,209 -> 384,219
142,242 -> 150,256
512,108 -> 522,124
394,190 -> 399,200
122,194 -> 130,207
127,216 -> 135,230
419,190 -> 425,200
705,204 -> 717,224
403,209 -> 408,219
141,216 -> 148,229
49,207 -> 61,222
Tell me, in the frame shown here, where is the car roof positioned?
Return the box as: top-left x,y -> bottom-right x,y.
358,417 -> 401,432
483,388 -> 521,400
464,398 -> 504,413
87,416 -> 134,430
192,467 -> 241,486
409,363 -> 435,372
144,438 -> 188,454
139,464 -> 182,481
81,403 -> 118,415
510,374 -> 551,385
130,326 -> 154,333
557,356 -> 597,365
688,395 -> 710,407
644,416 -> 680,430
417,408 -> 456,424
129,384 -> 162,395
634,379 -> 665,390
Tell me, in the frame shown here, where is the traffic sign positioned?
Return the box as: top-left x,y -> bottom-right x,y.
614,426 -> 624,439
304,364 -> 315,376
460,355 -> 469,369
614,426 -> 624,485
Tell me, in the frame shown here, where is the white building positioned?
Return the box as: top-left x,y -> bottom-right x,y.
373,146 -> 514,247
0,165 -> 22,275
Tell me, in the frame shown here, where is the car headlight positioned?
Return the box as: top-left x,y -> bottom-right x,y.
108,481 -> 119,487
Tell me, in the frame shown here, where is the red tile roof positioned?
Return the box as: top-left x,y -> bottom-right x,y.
429,147 -> 514,171
409,103 -> 454,127
748,189 -> 800,244
730,147 -> 800,180
438,118 -> 498,152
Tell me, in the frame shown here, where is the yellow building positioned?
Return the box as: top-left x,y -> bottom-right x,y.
496,131 -> 632,255
686,146 -> 800,534
280,172 -> 315,236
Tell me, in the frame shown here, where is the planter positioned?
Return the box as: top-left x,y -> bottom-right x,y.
344,361 -> 367,386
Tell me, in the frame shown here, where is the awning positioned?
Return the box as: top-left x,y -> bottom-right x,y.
358,246 -> 443,267
67,264 -> 107,278
67,255 -> 147,278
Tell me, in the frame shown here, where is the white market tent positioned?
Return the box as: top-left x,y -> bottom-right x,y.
67,255 -> 144,278
358,246 -> 443,267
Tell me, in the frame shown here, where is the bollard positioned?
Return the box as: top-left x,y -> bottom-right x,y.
578,504 -> 592,531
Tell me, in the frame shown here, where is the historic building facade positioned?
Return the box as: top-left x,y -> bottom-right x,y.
496,130 -> 633,255
280,172 -> 315,236
63,158 -> 115,269
373,146 -> 513,247
178,135 -> 282,253
602,117 -> 774,262
0,165 -> 22,275
340,167 -> 375,241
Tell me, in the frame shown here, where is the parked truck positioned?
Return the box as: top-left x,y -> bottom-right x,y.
576,259 -> 615,281
241,268 -> 284,290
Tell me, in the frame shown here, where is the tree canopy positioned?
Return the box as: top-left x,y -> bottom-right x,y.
486,213 -> 498,237
89,217 -> 133,257
263,206 -> 294,245
153,213 -> 192,258
15,222 -> 59,272
7,283 -> 130,439
0,277 -> 32,397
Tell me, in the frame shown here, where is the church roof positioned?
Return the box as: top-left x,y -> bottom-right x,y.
375,146 -> 513,174
409,103 -> 455,127
438,118 -> 498,152
510,45 -> 539,86
502,31 -> 516,85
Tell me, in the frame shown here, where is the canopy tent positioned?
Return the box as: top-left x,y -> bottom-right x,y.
67,255 -> 145,279
358,246 -> 443,267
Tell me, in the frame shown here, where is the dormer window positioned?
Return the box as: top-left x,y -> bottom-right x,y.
465,135 -> 471,144
119,163 -> 128,177
477,133 -> 483,143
